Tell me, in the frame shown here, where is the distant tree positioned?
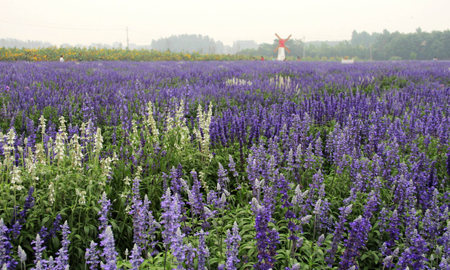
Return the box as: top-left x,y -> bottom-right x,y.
150,34 -> 227,54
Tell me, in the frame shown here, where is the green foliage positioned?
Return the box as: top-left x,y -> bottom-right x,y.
238,29 -> 450,61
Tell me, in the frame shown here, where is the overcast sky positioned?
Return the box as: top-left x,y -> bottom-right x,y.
1,0 -> 449,46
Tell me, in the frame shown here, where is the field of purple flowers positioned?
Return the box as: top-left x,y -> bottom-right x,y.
0,60 -> 450,269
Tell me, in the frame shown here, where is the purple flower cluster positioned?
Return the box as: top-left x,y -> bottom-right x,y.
2,60 -> 450,270
223,222 -> 241,270
339,216 -> 371,269
195,230 -> 209,270
325,204 -> 352,267
85,241 -> 100,270
129,244 -> 143,270
129,177 -> 158,254
54,221 -> 70,269
252,197 -> 279,270
98,192 -> 111,233
0,219 -> 15,269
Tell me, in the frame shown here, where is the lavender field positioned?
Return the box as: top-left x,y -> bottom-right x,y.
1,60 -> 450,270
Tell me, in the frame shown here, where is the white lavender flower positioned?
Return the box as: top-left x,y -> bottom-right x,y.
301,215 -> 312,224
18,245 -> 27,262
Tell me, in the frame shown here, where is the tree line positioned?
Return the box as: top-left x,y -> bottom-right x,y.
2,29 -> 449,60
150,34 -> 258,55
238,29 -> 450,61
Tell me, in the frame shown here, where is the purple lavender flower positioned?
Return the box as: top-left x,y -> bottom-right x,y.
378,207 -> 389,233
0,219 -> 15,269
325,204 -> 352,267
195,230 -> 209,270
10,186 -> 35,239
99,226 -> 117,270
224,222 -> 241,270
35,261 -> 43,270
440,257 -> 450,270
286,263 -> 300,270
439,222 -> 450,258
363,190 -> 379,220
217,162 -> 229,192
277,173 -> 290,208
267,228 -> 280,268
190,170 -> 205,218
384,209 -> 400,252
32,233 -> 45,267
38,213 -> 63,245
317,234 -> 325,247
184,243 -> 196,270
131,176 -> 141,201
304,143 -> 314,169
314,135 -> 323,157
339,216 -> 371,269
228,154 -> 239,178
447,146 -> 450,177
162,172 -> 168,192
252,198 -> 277,270
169,166 -> 183,195
382,255 -> 393,268
303,170 -> 324,216
21,186 -> 35,218
55,221 -> 70,270
9,221 -> 21,243
85,241 -> 100,270
397,228 -> 429,269
129,244 -> 143,270
130,194 -> 145,248
161,189 -> 181,246
313,196 -> 332,234
172,228 -> 186,270
381,244 -> 398,269
47,256 -> 55,269
130,177 -> 156,254
161,190 -> 188,269
98,192 -> 111,232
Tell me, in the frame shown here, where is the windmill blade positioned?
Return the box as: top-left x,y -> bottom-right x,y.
285,47 -> 291,53
275,33 -> 282,40
285,35 -> 292,42
274,45 -> 280,52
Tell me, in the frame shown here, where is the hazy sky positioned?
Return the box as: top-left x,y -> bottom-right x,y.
1,0 -> 450,46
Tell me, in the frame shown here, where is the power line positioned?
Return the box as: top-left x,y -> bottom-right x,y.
0,21 -> 352,49
1,18 -> 168,37
0,19 -> 122,31
1,17 -> 125,28
1,17 -> 353,41
128,30 -> 164,37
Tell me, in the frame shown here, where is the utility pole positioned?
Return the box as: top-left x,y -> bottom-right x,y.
126,26 -> 129,49
369,43 -> 372,61
303,36 -> 306,59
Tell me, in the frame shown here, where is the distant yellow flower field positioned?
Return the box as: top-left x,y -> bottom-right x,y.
0,47 -> 252,62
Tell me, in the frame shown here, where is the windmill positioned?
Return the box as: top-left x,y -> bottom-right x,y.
274,33 -> 292,61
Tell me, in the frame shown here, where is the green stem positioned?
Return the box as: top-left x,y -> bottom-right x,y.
290,238 -> 296,259
330,166 -> 338,193
163,247 -> 168,270
212,213 -> 222,258
220,210 -> 224,257
313,215 -> 317,241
